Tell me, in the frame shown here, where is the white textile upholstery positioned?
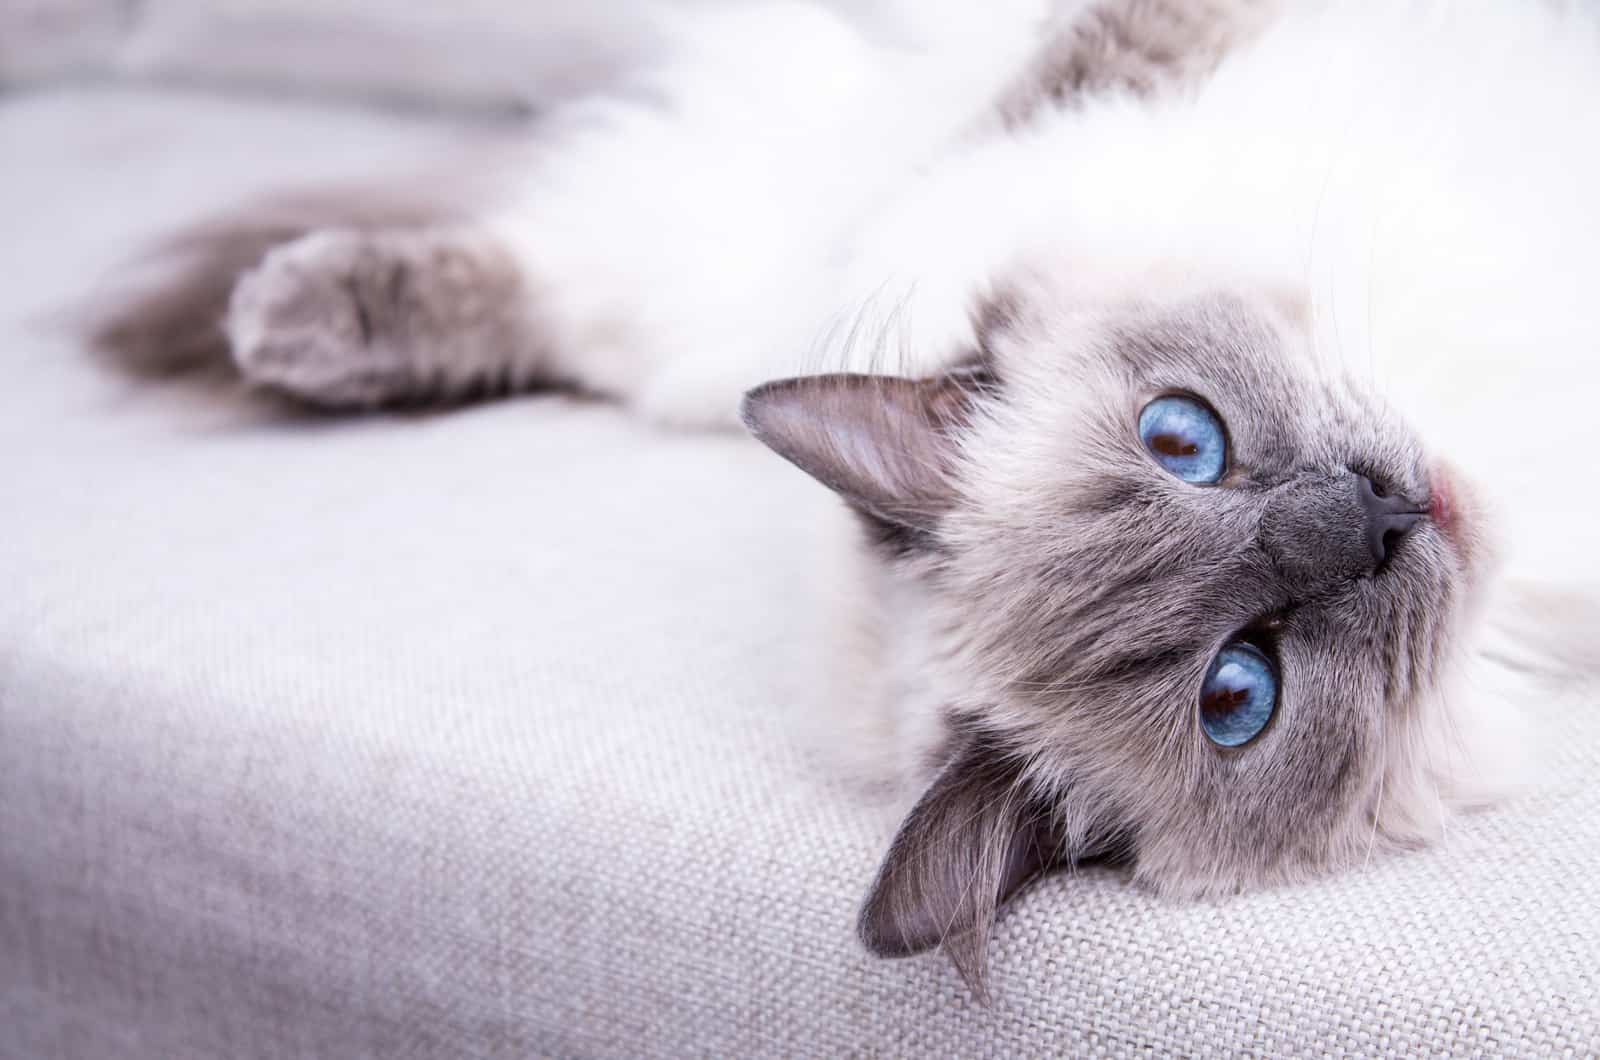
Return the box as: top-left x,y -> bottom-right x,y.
2,88 -> 1597,1058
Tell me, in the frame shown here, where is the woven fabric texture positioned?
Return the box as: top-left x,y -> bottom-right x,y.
1,88 -> 1597,1058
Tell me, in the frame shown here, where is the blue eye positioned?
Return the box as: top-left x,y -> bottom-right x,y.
1199,641 -> 1278,747
1138,395 -> 1227,483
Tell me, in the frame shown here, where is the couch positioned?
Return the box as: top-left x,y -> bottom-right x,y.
3,18 -> 1598,1059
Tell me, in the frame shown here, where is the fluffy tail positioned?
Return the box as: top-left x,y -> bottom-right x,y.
85,185 -> 471,382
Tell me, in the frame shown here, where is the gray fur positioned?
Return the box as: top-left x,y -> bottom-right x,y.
743,274 -> 1487,994
86,187 -> 469,382
996,0 -> 1279,127
85,175 -> 557,407
852,732 -> 1077,1000
226,226 -> 553,408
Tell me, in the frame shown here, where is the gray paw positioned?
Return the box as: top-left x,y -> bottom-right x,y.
226,230 -> 416,408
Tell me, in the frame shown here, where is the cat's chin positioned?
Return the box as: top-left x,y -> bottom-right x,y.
1430,459 -> 1497,601
1429,466 -> 1460,542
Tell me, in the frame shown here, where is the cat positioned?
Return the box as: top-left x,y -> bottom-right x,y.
88,0 -> 1600,995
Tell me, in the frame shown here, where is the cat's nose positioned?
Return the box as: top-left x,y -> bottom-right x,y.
1260,471 -> 1426,590
1356,474 -> 1425,566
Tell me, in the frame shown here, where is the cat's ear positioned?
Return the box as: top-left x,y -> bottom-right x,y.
739,369 -> 991,543
857,736 -> 1063,999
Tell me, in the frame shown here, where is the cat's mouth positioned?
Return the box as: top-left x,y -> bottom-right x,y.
1428,461 -> 1483,576
1429,470 -> 1456,539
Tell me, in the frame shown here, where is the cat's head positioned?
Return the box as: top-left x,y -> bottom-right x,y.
742,270 -> 1499,994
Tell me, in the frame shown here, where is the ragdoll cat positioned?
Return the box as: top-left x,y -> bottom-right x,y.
90,0 -> 1600,993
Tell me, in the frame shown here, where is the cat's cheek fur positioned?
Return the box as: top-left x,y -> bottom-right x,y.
1403,469 -> 1538,817
794,540 -> 958,798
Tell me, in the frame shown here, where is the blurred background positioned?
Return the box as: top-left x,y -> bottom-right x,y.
0,0 -> 929,114
0,0 -> 682,113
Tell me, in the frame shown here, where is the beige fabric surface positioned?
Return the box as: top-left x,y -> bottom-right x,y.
2,87 -> 1598,1058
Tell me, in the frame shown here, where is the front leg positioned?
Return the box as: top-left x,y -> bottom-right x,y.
227,226 -> 553,408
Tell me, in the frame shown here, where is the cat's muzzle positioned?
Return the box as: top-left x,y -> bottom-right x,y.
1260,471 -> 1426,591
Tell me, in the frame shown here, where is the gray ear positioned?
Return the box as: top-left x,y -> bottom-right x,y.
857,736 -> 1063,999
739,370 -> 990,542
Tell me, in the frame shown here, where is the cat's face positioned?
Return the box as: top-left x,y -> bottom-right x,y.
742,273 -> 1494,993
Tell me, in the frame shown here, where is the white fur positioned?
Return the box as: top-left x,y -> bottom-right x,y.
486,0 -> 1063,421
477,0 -> 1599,816
489,0 -> 1598,576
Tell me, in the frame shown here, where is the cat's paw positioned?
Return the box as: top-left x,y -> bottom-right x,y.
226,230 -> 416,408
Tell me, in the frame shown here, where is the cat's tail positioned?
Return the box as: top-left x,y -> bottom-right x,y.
84,183 -> 472,383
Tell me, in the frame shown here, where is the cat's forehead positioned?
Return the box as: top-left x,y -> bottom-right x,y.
991,283 -> 1308,399
984,281 -> 1417,477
